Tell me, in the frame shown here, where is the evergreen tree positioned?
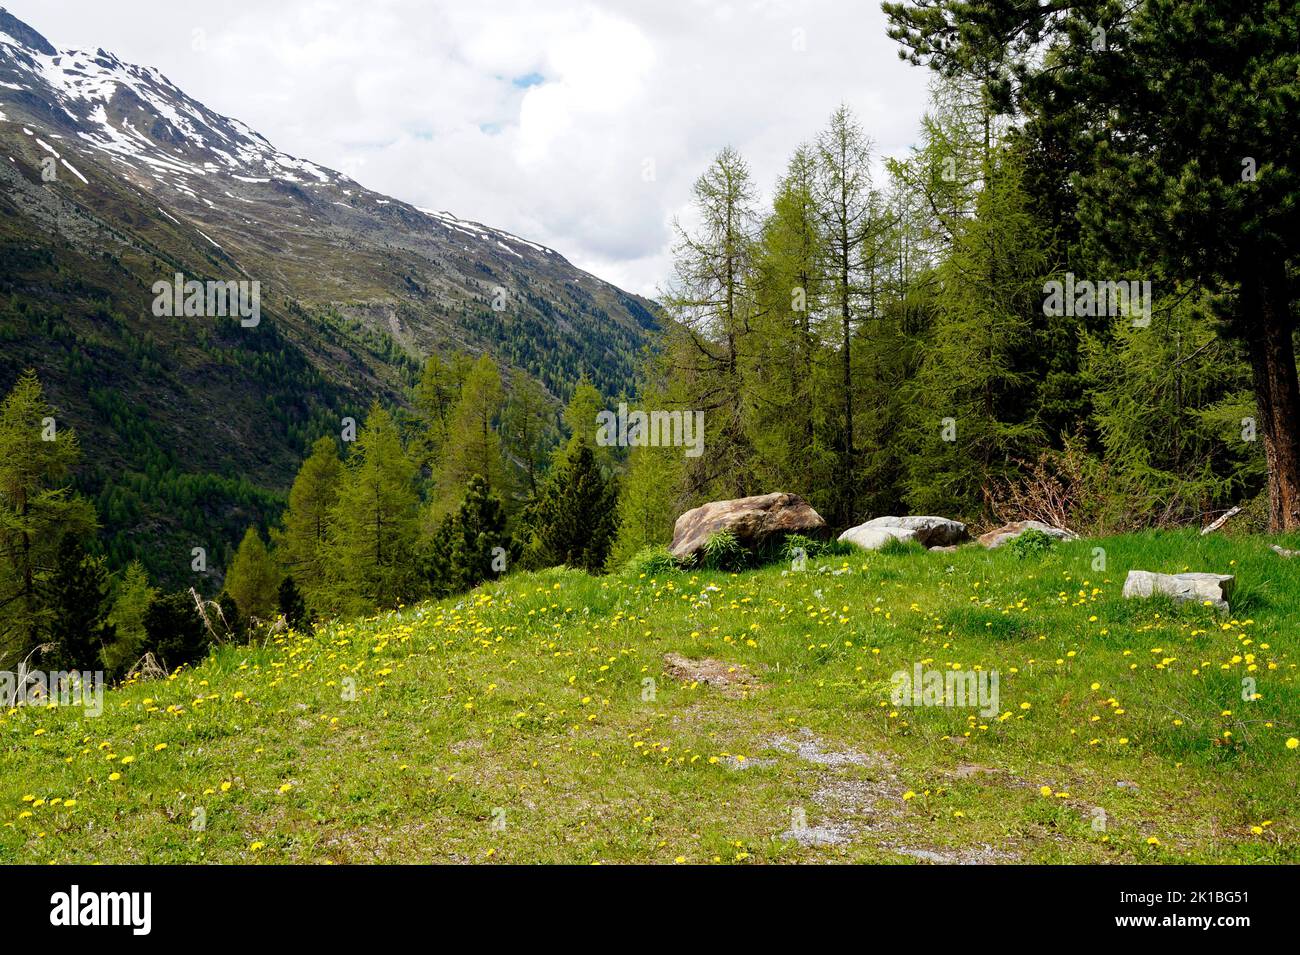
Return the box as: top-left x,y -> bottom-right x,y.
446,475 -> 511,592
0,370 -> 96,665
272,435 -> 342,612
225,527 -> 281,621
419,516 -> 456,600
523,441 -> 618,573
434,355 -> 507,515
278,575 -> 308,631
103,561 -> 155,677
142,591 -> 210,671
884,0 -> 1300,528
40,533 -> 115,671
216,591 -> 244,641
325,404 -> 422,613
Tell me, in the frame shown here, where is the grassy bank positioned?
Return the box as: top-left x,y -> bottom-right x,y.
2,529 -> 1297,864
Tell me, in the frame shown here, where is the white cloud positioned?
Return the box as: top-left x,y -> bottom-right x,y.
7,0 -> 931,296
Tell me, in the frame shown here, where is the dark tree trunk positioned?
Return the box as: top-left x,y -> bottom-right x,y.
1244,284 -> 1300,532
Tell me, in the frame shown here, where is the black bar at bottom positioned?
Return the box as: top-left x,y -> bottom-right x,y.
2,863 -> 1285,942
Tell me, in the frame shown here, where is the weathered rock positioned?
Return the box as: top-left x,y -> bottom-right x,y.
853,515 -> 969,548
838,525 -> 918,551
1122,570 -> 1235,612
669,492 -> 825,562
978,520 -> 1079,548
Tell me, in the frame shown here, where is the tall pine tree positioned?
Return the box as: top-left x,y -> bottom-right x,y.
0,370 -> 96,666
40,533 -> 115,671
326,404 -> 422,613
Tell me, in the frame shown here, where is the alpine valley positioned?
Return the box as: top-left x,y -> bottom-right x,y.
0,8 -> 659,583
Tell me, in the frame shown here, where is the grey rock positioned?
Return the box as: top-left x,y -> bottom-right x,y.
855,515 -> 969,548
838,525 -> 917,551
1122,570 -> 1235,612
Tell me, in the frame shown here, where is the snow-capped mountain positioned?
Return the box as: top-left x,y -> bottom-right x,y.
0,7 -> 589,263
0,7 -> 658,586
0,6 -> 655,350
0,21 -> 336,187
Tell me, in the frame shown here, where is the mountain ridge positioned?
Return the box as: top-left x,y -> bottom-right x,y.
0,7 -> 660,585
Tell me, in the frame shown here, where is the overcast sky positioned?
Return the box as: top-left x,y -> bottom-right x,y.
9,0 -> 932,296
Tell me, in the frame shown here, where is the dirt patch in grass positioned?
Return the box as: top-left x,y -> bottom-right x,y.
663,652 -> 765,698
771,731 -> 1026,863
768,729 -> 907,849
770,731 -> 887,769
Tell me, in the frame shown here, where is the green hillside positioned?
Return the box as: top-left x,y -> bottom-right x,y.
0,12 -> 661,588
3,530 -> 1296,864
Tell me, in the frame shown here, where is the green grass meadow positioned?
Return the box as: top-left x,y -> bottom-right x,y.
2,529 -> 1297,864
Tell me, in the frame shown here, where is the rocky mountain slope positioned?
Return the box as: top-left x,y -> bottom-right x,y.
0,8 -> 658,583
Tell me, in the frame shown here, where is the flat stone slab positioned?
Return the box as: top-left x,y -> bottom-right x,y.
1122,570 -> 1235,612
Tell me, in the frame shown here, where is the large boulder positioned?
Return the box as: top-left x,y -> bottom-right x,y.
838,525 -> 918,551
669,492 -> 826,562
1122,570 -> 1235,612
978,520 -> 1079,549
848,515 -> 969,549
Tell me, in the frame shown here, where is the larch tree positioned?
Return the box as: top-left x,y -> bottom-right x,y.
326,404 -> 422,613
272,435 -> 342,610
0,370 -> 96,665
224,526 -> 281,621
748,145 -> 837,510
410,353 -> 460,476
502,374 -> 555,499
434,354 -> 507,515
814,105 -> 879,525
661,146 -> 760,500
